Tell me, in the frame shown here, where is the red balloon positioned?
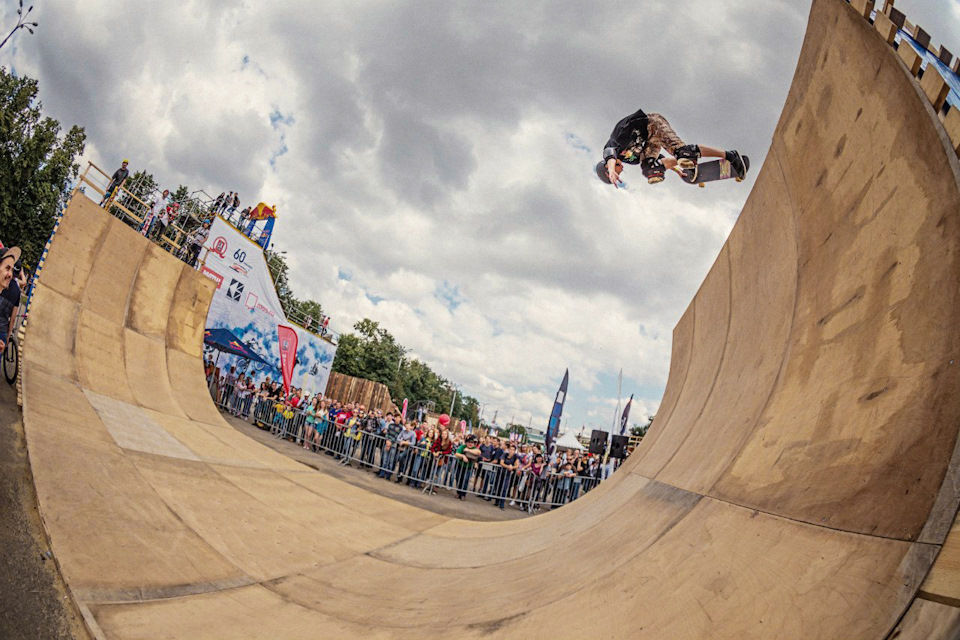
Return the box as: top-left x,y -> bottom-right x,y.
438,414 -> 451,427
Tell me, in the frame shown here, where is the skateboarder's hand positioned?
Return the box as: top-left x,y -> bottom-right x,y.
606,159 -> 622,188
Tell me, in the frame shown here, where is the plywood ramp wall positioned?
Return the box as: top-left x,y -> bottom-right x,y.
20,0 -> 960,637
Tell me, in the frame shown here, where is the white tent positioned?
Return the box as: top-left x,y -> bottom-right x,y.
555,430 -> 585,451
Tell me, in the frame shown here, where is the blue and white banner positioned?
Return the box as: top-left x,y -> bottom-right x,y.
200,217 -> 336,396
545,369 -> 569,459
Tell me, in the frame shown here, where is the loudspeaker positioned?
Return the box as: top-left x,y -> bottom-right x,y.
589,429 -> 609,455
609,435 -> 630,459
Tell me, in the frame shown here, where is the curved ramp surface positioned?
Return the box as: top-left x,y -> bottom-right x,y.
20,0 -> 960,637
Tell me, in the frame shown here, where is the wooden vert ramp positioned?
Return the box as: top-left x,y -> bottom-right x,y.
19,0 -> 960,637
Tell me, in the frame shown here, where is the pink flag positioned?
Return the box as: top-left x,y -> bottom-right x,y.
277,325 -> 298,396
402,398 -> 409,421
460,420 -> 467,435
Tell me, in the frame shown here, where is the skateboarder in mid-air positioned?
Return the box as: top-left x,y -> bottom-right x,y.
595,108 -> 747,187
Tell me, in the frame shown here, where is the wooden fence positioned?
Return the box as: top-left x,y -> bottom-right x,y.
324,372 -> 397,414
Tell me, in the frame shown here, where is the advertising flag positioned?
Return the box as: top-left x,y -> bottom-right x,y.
544,369 -> 570,458
612,368 -> 622,431
619,394 -> 634,436
402,398 -> 409,421
277,325 -> 298,395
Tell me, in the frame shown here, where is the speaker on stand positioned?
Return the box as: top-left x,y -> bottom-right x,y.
609,435 -> 630,459
589,430 -> 609,455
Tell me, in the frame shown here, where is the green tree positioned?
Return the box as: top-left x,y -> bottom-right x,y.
262,247 -> 326,331
265,248 -> 295,309
124,170 -> 158,203
456,394 -> 480,425
0,68 -> 85,267
629,415 -> 654,438
331,333 -> 363,377
331,318 -> 406,389
297,299 -> 324,326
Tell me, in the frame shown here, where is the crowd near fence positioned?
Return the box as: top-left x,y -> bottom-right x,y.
209,376 -> 608,514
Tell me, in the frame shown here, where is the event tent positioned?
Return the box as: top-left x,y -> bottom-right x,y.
555,430 -> 585,451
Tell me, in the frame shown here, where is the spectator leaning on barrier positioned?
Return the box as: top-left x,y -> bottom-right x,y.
185,220 -> 211,267
428,427 -> 454,495
394,422 -> 417,483
455,435 -> 481,500
0,246 -> 22,350
474,435 -> 494,492
496,444 -> 520,510
482,438 -> 504,500
221,191 -> 234,215
0,260 -> 22,351
100,159 -> 130,206
303,397 -> 320,450
226,192 -> 240,218
378,415 -> 403,480
152,200 -> 180,242
359,411 -> 378,468
141,189 -> 169,237
410,426 -> 436,490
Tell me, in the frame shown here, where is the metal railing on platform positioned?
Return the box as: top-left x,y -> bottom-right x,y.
76,162 -> 197,260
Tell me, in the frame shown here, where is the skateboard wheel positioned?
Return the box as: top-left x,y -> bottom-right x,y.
735,177 -> 743,182
698,183 -> 705,188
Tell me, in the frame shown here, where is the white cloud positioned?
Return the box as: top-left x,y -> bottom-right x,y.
1,0 -> 885,429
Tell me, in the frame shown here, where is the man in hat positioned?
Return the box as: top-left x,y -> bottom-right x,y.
100,159 -> 130,206
0,246 -> 22,351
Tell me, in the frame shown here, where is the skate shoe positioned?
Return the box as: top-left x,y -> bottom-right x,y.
641,157 -> 665,184
674,144 -> 701,170
725,150 -> 747,181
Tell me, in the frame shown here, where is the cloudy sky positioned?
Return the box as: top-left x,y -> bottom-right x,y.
3,0 -> 958,434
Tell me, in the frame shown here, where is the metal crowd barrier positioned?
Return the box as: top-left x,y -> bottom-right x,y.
211,396 -> 602,513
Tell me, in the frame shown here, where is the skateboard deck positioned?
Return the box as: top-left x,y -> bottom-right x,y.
679,156 -> 750,187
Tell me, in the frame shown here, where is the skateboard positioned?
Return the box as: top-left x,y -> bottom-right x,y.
677,156 -> 750,187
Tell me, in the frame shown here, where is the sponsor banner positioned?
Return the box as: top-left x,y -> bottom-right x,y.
201,217 -> 337,396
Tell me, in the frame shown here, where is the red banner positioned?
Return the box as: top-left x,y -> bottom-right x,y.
401,398 -> 409,421
277,325 -> 298,396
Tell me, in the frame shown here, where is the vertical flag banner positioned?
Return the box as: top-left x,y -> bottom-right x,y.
277,325 -> 298,395
402,398 -> 409,421
545,369 -> 570,458
460,420 -> 467,435
612,368 -> 622,431
620,394 -> 634,436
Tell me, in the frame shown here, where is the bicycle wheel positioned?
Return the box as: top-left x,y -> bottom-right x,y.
3,338 -> 18,385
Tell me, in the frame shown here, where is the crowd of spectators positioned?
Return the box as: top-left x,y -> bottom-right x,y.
206,363 -> 610,513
